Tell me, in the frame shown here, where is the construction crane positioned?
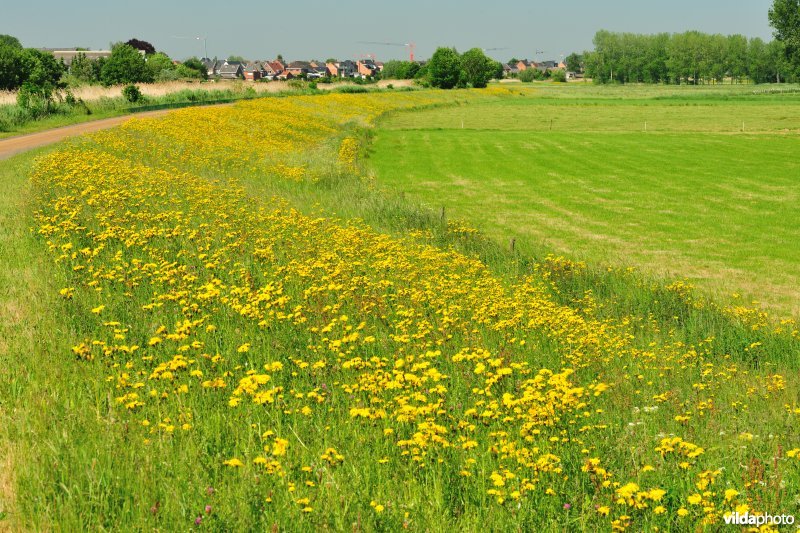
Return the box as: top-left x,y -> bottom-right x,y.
357,41 -> 416,62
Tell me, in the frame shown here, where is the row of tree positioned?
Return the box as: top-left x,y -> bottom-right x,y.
581,1 -> 800,84
0,35 -> 64,92
423,47 -> 503,88
0,35 -> 206,92
582,30 -> 792,84
69,41 -> 206,86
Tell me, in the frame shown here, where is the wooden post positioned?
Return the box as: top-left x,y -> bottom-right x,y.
510,238 -> 516,252
441,206 -> 446,223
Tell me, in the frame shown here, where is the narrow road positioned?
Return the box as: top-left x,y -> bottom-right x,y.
0,109 -> 175,160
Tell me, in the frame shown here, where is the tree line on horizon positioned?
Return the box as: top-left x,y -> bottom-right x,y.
579,30 -> 791,84
581,0 -> 800,84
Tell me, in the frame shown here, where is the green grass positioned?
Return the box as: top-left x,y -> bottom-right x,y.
370,87 -> 800,314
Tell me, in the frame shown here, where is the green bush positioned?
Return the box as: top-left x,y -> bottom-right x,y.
336,85 -> 368,94
102,43 -> 152,86
122,84 -> 143,103
518,69 -> 536,82
551,69 -> 567,82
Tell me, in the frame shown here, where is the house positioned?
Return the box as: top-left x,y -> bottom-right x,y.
285,61 -> 312,77
308,64 -> 330,79
327,59 -> 357,78
243,62 -> 264,81
218,61 -> 244,79
516,59 -> 533,71
262,60 -> 284,79
357,59 -> 378,78
502,63 -> 519,77
201,58 -> 219,77
537,60 -> 560,72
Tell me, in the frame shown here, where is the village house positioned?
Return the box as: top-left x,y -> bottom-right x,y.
307,61 -> 330,78
262,60 -> 284,80
201,58 -> 218,77
285,60 -> 312,77
516,59 -> 533,71
536,60 -> 560,73
243,62 -> 265,81
218,60 -> 244,79
327,59 -> 357,78
357,58 -> 378,78
502,63 -> 520,77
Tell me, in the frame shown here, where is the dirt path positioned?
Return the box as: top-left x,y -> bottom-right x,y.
0,109 -> 178,161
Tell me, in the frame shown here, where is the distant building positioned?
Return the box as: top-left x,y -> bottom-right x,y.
503,63 -> 520,77
357,59 -> 378,78
262,60 -> 284,79
243,62 -> 265,81
201,58 -> 219,77
285,61 -> 312,77
218,61 -> 244,79
537,60 -> 560,72
327,60 -> 357,78
516,59 -> 533,71
38,48 -> 112,67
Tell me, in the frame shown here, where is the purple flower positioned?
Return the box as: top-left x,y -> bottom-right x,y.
206,486 -> 215,495
563,503 -> 572,510
195,516 -> 203,525
205,505 -> 212,514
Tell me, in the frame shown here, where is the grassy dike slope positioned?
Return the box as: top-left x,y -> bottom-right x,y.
0,87 -> 799,531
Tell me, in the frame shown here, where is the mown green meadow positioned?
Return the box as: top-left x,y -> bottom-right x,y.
371,85 -> 800,313
0,86 -> 798,532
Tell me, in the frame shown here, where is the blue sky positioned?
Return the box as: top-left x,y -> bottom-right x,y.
4,0 -> 775,61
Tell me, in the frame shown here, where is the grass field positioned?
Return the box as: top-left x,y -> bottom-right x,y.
371,85 -> 800,313
1,86 -> 799,531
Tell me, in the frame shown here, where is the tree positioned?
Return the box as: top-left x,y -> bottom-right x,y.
146,52 -> 175,81
0,37 -> 28,90
381,60 -> 421,80
565,53 -> 583,73
14,50 -> 65,112
769,0 -> 800,54
518,69 -> 537,82
181,57 -> 207,79
460,48 -> 495,88
727,34 -> 749,83
427,47 -> 462,89
101,43 -> 152,86
767,39 -> 792,82
551,69 -> 567,82
227,55 -> 246,63
69,52 -> 96,82
0,34 -> 22,49
25,49 -> 65,88
125,38 -> 156,55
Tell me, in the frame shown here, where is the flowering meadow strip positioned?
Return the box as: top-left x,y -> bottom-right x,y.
30,90 -> 800,530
